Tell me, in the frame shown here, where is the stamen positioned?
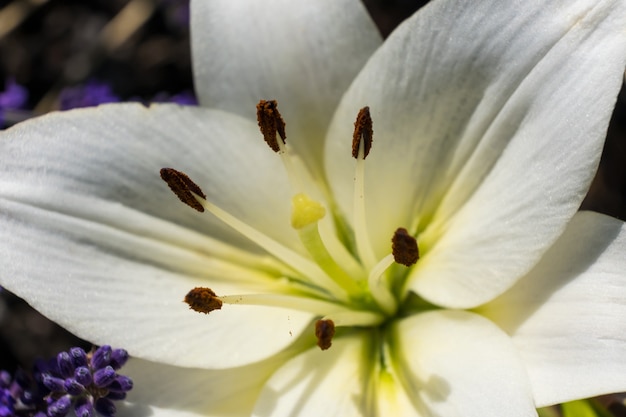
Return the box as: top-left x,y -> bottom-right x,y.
352,106 -> 373,159
189,290 -> 385,333
160,168 -> 206,212
392,228 -> 419,266
256,99 -> 286,152
184,287 -> 223,314
352,106 -> 378,270
367,254 -> 397,315
162,168 -> 348,300
367,228 -> 420,313
315,319 -> 335,350
257,99 -> 316,196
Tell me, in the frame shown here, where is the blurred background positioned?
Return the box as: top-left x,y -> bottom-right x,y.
0,0 -> 624,415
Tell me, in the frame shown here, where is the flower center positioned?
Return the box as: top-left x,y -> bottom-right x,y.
160,100 -> 421,350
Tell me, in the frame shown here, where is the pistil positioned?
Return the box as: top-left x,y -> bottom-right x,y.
291,193 -> 365,295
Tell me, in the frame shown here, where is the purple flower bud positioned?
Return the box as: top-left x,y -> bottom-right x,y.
47,395 -> 72,417
34,358 -> 57,377
58,81 -> 119,111
64,378 -> 85,396
107,375 -> 133,393
74,367 -> 92,386
109,349 -> 129,370
0,405 -> 15,417
0,78 -> 28,109
105,391 -> 126,401
74,397 -> 94,417
42,374 -> 65,392
94,398 -> 116,417
0,371 -> 10,388
93,366 -> 115,388
56,352 -> 74,378
91,346 -> 112,369
69,348 -> 88,368
13,369 -> 31,391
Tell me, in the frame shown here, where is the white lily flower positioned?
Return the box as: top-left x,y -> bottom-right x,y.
2,0 -> 626,416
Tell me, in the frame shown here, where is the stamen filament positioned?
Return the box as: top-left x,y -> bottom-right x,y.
192,193 -> 349,301
353,138 -> 378,270
321,310 -> 385,328
217,293 -> 361,316
278,143 -> 310,194
367,254 -> 398,315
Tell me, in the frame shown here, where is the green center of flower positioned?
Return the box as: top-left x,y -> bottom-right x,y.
161,100 -> 422,351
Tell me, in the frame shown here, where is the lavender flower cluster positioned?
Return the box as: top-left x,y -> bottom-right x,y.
0,346 -> 132,417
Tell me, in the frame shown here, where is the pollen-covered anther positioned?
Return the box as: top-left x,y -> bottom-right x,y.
160,167 -> 206,212
315,319 -> 335,351
352,106 -> 373,159
256,99 -> 286,152
184,287 -> 223,314
392,227 -> 419,266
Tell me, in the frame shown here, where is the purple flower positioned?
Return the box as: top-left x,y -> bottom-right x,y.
0,346 -> 132,417
0,78 -> 28,128
58,81 -> 120,110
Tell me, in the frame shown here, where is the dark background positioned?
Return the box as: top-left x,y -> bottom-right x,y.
0,0 -> 624,414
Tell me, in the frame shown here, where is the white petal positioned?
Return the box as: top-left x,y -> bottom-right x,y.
391,310 -> 537,417
0,104 -> 314,368
191,0 -> 381,175
252,333 -> 372,417
480,211 -> 626,406
1,103 -> 299,249
325,0 -> 626,307
119,354 -> 284,417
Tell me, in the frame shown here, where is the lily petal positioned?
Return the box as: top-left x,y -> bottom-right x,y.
119,354 -> 284,417
0,103 -> 300,249
191,0 -> 382,175
252,333 -> 372,417
481,211 -> 626,406
390,310 -> 537,417
325,0 -> 626,308
0,104 -> 314,368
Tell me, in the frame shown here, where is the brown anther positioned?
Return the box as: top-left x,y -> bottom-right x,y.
184,287 -> 223,314
315,319 -> 335,351
392,227 -> 419,266
160,168 -> 206,212
256,99 -> 286,152
352,106 -> 373,159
